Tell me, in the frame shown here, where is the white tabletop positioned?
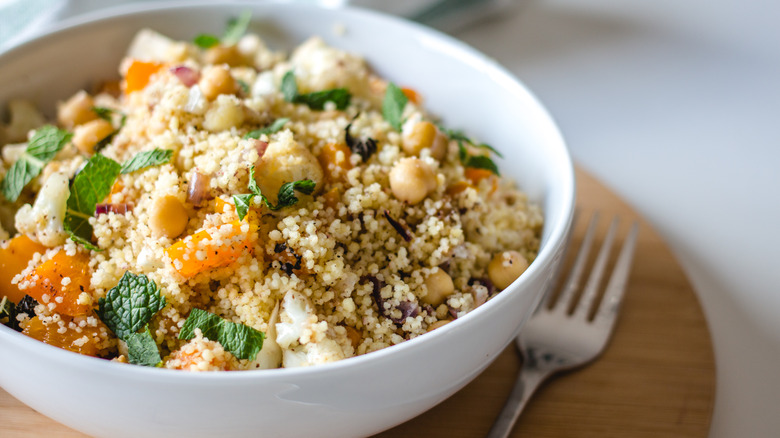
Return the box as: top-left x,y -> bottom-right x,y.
452,0 -> 780,436
2,0 -> 778,436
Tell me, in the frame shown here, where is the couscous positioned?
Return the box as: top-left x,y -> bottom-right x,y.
0,17 -> 542,371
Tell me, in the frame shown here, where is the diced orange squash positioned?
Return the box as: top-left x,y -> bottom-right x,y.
21,250 -> 93,317
317,143 -> 353,183
124,60 -> 164,94
165,220 -> 254,278
321,187 -> 341,210
0,235 -> 47,304
464,167 -> 494,185
401,87 -> 421,105
214,197 -> 231,214
23,315 -> 106,357
446,181 -> 473,196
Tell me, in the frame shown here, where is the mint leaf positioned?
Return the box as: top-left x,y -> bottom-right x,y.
120,148 -> 173,174
465,155 -> 500,176
281,71 -> 351,110
193,34 -> 220,49
26,125 -> 73,162
275,179 -> 315,210
222,10 -> 252,45
281,71 -> 299,102
179,308 -> 264,360
1,125 -> 72,202
244,117 -> 289,139
126,327 -> 162,367
2,159 -> 39,203
233,167 -> 315,218
382,83 -> 408,131
91,106 -> 113,121
64,154 -> 121,248
442,125 -> 502,175
97,271 -> 167,340
232,193 -> 254,221
296,89 -> 351,111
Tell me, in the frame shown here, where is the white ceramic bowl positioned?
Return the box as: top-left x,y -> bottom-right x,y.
0,2 -> 575,437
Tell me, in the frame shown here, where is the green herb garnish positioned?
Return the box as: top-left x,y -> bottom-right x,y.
125,327 -> 163,367
1,125 -> 72,202
0,296 -> 16,330
193,34 -> 220,49
97,272 -> 167,340
193,10 -> 251,48
382,82 -> 408,131
445,126 -> 502,176
280,71 -> 351,111
120,148 -> 173,174
244,118 -> 290,139
233,166 -> 316,220
236,78 -> 250,94
63,154 -> 121,249
91,106 -> 114,121
179,308 -> 264,360
97,272 -> 167,367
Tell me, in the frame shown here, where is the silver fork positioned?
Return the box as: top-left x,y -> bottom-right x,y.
487,212 -> 640,438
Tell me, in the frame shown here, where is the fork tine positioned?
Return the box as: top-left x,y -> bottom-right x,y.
537,209 -> 580,310
551,211 -> 599,314
572,216 -> 619,320
593,221 -> 640,329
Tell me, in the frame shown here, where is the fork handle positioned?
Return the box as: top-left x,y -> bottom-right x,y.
486,366 -> 552,438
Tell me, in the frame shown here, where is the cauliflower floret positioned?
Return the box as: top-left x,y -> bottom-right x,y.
14,172 -> 70,247
282,338 -> 346,368
289,36 -> 369,96
254,130 -> 323,204
125,28 -> 190,64
1,100 -> 45,145
276,290 -> 317,349
248,302 -> 282,370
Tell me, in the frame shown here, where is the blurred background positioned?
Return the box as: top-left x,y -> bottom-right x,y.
2,0 -> 779,436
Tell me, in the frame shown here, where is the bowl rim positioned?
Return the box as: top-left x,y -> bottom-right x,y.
0,0 -> 576,382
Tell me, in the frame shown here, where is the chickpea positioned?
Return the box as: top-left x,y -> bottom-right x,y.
204,45 -> 246,67
488,251 -> 529,290
389,157 -> 437,204
427,320 -> 452,332
422,269 -> 455,307
402,121 -> 436,156
429,130 -> 448,161
57,90 -> 97,128
72,119 -> 114,155
149,195 -> 189,239
199,65 -> 237,100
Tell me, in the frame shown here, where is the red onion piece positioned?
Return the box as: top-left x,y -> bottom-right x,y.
95,203 -> 133,216
187,171 -> 212,208
252,139 -> 269,159
170,65 -> 199,87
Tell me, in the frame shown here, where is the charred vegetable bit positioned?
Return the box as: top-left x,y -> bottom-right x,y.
0,296 -> 18,331
366,275 -> 419,326
383,210 -> 412,242
344,121 -> 377,162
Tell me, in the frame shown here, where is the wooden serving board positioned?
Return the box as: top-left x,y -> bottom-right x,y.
0,168 -> 716,438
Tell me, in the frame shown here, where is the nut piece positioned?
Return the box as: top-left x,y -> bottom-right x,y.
199,65 -> 237,100
427,319 -> 452,332
149,195 -> 188,239
422,269 -> 455,307
72,119 -> 114,155
389,157 -> 436,204
57,90 -> 97,128
488,251 -> 529,290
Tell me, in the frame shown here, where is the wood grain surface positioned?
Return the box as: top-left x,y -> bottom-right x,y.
0,168 -> 716,437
